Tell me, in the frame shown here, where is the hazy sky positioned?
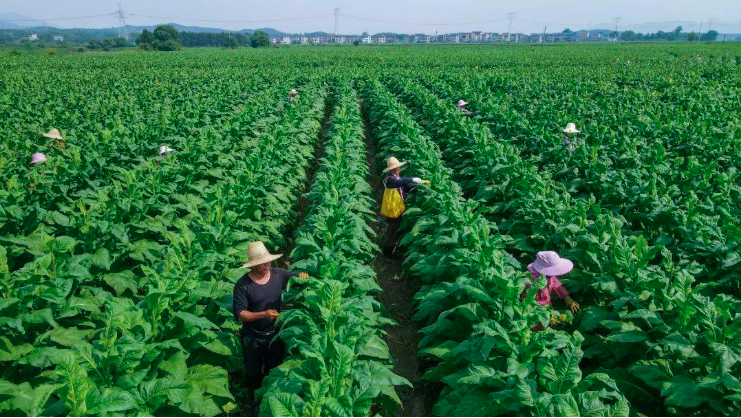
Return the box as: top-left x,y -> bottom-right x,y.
4,0 -> 741,33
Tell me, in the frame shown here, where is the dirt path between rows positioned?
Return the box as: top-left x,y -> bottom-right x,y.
360,99 -> 437,417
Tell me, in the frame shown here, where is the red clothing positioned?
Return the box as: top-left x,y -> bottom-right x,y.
524,264 -> 570,306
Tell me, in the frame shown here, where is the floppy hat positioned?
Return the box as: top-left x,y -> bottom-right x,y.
42,128 -> 63,140
241,241 -> 283,268
382,156 -> 407,173
458,100 -> 468,106
531,251 -> 573,276
30,152 -> 47,164
290,89 -> 298,94
563,123 -> 580,134
158,145 -> 175,155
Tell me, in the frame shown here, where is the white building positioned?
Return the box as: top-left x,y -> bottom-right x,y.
414,35 -> 431,43
310,36 -> 321,44
374,36 -> 385,44
362,35 -> 372,44
53,35 -> 64,42
449,34 -> 460,43
281,36 -> 291,45
333,36 -> 345,43
300,36 -> 308,45
28,34 -> 38,41
270,38 -> 279,44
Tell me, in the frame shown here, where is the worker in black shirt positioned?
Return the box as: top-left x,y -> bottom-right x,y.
381,156 -> 428,257
232,241 -> 308,413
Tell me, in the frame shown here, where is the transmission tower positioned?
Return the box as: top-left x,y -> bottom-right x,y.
613,17 -> 621,40
506,12 -> 515,42
333,8 -> 340,35
116,3 -> 129,41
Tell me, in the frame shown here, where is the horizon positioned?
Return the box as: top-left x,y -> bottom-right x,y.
2,0 -> 741,35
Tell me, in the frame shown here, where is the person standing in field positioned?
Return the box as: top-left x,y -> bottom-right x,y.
380,156 -> 428,257
232,241 -> 308,414
562,123 -> 579,152
457,99 -> 471,116
289,89 -> 298,103
523,251 -> 580,314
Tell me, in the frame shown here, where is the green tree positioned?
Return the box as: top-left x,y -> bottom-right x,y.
250,30 -> 270,48
701,30 -> 719,41
687,32 -> 698,42
153,25 -> 181,51
136,29 -> 154,48
224,34 -> 239,49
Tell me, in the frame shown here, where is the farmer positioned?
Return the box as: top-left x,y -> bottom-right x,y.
381,156 -> 427,257
158,145 -> 175,157
43,128 -> 65,150
524,251 -> 580,313
457,99 -> 471,115
562,123 -> 579,152
289,89 -> 298,103
30,152 -> 47,165
232,241 -> 308,413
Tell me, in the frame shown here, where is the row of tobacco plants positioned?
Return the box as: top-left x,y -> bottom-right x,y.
0,68 -> 327,415
385,70 -> 741,416
258,81 -> 409,416
363,79 -> 630,416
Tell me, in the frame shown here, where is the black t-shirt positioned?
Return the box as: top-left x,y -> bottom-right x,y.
232,268 -> 297,334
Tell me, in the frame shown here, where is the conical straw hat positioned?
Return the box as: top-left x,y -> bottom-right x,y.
563,123 -> 580,134
458,100 -> 468,106
159,145 -> 175,155
382,156 -> 407,173
42,128 -> 63,140
290,89 -> 298,94
241,241 -> 283,268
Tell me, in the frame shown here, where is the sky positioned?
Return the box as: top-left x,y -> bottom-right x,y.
3,0 -> 741,34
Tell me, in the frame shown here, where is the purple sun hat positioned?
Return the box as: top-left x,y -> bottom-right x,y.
531,251 -> 573,276
30,152 -> 47,164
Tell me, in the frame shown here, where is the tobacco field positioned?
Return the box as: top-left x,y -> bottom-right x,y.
1,43 -> 741,416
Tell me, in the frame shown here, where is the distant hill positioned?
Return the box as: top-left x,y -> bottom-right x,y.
0,12 -> 43,29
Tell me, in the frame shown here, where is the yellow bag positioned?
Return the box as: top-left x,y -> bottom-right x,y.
381,187 -> 405,218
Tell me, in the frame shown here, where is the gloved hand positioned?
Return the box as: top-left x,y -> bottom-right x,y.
422,180 -> 431,185
412,178 -> 422,184
565,297 -> 580,313
298,272 -> 309,280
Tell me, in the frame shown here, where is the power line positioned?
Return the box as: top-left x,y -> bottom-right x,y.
125,12 -> 332,24
339,13 -> 508,27
0,12 -> 115,22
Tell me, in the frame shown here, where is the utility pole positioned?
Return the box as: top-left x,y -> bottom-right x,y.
333,7 -> 340,37
506,12 -> 515,42
542,25 -> 547,45
698,21 -> 703,42
613,17 -> 621,41
116,3 -> 129,41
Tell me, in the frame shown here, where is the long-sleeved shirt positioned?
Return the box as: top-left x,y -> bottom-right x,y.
232,268 -> 298,335
523,263 -> 570,306
384,174 -> 416,199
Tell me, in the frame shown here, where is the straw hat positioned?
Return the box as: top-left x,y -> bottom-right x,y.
563,123 -> 580,134
241,241 -> 283,268
30,152 -> 47,164
290,89 -> 298,95
42,128 -> 63,140
458,100 -> 468,106
158,145 -> 175,155
382,156 -> 407,173
531,251 -> 573,276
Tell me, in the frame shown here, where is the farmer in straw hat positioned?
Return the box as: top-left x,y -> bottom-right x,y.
43,128 -> 65,150
232,241 -> 308,413
523,251 -> 580,315
381,156 -> 428,257
289,89 -> 298,103
562,123 -> 580,152
457,99 -> 471,115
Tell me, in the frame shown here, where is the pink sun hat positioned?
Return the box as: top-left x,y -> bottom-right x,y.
458,99 -> 468,106
30,152 -> 47,164
531,251 -> 573,276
